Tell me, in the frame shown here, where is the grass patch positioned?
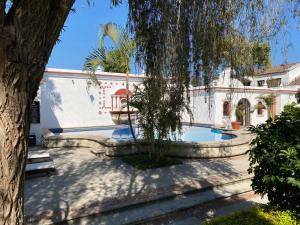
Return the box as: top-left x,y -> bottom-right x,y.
202,205 -> 299,225
122,154 -> 182,170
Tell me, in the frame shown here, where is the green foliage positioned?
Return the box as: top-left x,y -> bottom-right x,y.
84,23 -> 135,76
202,205 -> 299,225
127,0 -> 287,158
284,103 -> 300,118
102,50 -> 128,73
248,105 -> 300,210
252,42 -> 272,69
130,77 -> 191,158
122,154 -> 182,170
256,94 -> 275,119
235,103 -> 245,119
223,36 -> 272,78
131,0 -> 284,83
191,75 -> 201,87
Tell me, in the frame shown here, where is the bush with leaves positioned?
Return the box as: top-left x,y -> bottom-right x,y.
130,77 -> 191,159
248,104 -> 300,211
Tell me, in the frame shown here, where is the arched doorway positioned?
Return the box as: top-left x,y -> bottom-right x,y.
236,98 -> 251,126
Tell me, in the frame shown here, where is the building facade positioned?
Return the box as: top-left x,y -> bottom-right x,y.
30,64 -> 300,144
190,64 -> 300,128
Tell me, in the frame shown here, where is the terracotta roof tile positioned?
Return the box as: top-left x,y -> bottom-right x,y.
256,63 -> 298,76
114,89 -> 133,96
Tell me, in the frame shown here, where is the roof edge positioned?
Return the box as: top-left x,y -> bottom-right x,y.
45,68 -> 144,78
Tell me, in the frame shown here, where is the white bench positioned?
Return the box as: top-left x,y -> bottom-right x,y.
25,161 -> 55,177
27,152 -> 51,163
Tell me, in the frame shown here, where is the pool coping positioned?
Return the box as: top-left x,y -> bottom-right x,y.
43,126 -> 253,158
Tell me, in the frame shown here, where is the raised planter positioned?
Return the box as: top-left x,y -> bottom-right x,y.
231,121 -> 241,130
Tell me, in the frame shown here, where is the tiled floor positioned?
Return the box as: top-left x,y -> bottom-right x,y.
25,147 -> 251,224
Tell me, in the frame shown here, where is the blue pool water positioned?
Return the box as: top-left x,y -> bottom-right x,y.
59,125 -> 235,142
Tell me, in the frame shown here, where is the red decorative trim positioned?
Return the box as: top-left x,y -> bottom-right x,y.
114,89 -> 133,96
191,86 -> 298,93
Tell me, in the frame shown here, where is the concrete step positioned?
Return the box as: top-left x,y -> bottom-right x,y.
25,173 -> 252,225
149,192 -> 268,225
64,178 -> 253,225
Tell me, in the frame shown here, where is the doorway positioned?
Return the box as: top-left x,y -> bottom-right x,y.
236,98 -> 251,126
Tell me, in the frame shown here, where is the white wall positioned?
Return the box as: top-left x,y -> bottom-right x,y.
30,67 -> 299,145
38,70 -> 143,131
277,93 -> 297,112
213,89 -> 269,127
189,89 -> 216,125
187,87 -> 297,128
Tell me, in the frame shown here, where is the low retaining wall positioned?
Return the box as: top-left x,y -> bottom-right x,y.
43,129 -> 253,158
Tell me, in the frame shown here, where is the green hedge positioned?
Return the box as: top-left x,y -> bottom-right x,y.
202,206 -> 299,225
248,104 -> 300,210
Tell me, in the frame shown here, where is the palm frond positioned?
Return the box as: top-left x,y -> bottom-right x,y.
257,94 -> 275,108
84,47 -> 106,72
111,0 -> 122,6
83,47 -> 107,85
84,23 -> 136,74
99,23 -> 121,48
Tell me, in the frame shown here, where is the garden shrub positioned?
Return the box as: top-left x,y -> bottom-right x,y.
202,205 -> 299,225
248,104 -> 300,211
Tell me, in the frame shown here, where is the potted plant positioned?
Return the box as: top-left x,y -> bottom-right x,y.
257,94 -> 274,120
231,104 -> 244,130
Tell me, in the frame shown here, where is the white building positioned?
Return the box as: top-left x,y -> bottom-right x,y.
190,63 -> 300,128
30,64 -> 300,144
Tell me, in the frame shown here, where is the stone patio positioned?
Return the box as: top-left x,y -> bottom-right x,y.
24,147 -> 251,224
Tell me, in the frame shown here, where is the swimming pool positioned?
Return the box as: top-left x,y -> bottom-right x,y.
45,125 -> 252,158
57,125 -> 235,142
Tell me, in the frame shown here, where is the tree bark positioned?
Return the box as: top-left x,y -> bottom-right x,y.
0,1 -> 75,224
0,64 -> 35,225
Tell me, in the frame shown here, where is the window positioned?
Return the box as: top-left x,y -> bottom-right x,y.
257,80 -> 265,87
223,101 -> 231,116
31,101 -> 40,123
257,101 -> 264,115
240,78 -> 251,86
267,78 -> 281,88
243,81 -> 251,86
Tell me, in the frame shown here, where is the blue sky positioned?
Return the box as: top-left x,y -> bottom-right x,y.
47,0 -> 300,72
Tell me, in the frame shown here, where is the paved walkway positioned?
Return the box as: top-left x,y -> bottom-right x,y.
24,147 -> 251,224
152,192 -> 268,225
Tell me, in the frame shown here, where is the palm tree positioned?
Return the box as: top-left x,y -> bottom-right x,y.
84,22 -> 135,76
84,23 -> 137,143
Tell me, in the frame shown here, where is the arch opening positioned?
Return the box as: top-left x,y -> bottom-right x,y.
236,98 -> 251,126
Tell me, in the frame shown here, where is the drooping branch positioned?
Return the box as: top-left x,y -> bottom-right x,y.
127,0 -> 288,153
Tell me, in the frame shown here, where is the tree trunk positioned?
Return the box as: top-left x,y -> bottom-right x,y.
0,1 -> 75,223
126,73 -> 137,143
0,64 -> 38,225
